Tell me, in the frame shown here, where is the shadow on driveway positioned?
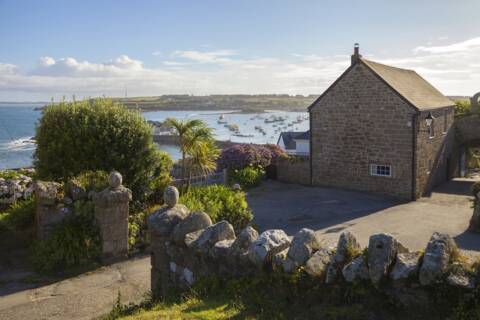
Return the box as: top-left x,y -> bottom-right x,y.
247,180 -> 402,235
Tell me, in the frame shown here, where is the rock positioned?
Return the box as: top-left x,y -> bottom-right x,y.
164,186 -> 179,208
367,233 -> 407,286
305,248 -> 333,278
325,231 -> 361,284
390,252 -> 422,281
210,239 -> 235,259
148,204 -> 190,237
191,221 -> 236,254
172,211 -> 213,245
185,229 -> 205,248
342,255 -> 369,282
272,249 -> 288,271
335,231 -> 361,265
419,232 -> 457,286
108,171 -> 123,189
63,196 -> 73,205
66,180 -> 86,201
287,228 -> 322,265
447,268 -> 476,289
231,226 -> 259,255
248,229 -> 291,266
35,181 -> 61,205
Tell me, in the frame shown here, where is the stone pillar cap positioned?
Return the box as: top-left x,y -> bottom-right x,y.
109,171 -> 123,189
164,186 -> 179,208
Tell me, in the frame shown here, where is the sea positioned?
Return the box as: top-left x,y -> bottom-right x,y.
0,104 -> 309,170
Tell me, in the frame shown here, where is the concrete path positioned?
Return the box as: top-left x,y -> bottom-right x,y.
0,255 -> 150,320
248,179 -> 479,256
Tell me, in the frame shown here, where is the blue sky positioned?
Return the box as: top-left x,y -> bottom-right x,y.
1,0 -> 479,101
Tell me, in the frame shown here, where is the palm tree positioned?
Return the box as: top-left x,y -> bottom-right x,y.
164,118 -> 217,187
186,140 -> 220,186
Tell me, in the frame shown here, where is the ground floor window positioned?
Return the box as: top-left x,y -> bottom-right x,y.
370,164 -> 392,177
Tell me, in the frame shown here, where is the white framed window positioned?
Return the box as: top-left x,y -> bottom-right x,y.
370,164 -> 392,177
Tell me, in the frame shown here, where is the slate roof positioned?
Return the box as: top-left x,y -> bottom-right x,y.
277,131 -> 309,150
361,59 -> 454,110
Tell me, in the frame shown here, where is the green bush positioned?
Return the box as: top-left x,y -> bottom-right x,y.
454,99 -> 471,117
179,185 -> 253,230
0,198 -> 36,231
32,200 -> 100,273
229,165 -> 265,189
34,98 -> 172,200
71,170 -> 109,193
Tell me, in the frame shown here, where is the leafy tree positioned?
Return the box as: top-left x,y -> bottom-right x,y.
454,99 -> 471,116
34,98 -> 172,200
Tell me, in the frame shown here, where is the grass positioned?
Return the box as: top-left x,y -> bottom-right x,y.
113,297 -> 242,320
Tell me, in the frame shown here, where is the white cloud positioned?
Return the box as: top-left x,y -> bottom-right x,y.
413,37 -> 480,53
172,49 -> 237,64
1,37 -> 479,100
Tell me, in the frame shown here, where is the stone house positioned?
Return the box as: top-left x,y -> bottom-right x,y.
309,45 -> 455,200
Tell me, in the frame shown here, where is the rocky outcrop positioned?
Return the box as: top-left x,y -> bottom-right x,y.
419,232 -> 457,285
0,170 -> 34,204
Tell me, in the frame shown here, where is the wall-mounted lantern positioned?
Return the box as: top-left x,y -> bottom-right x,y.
418,112 -> 435,133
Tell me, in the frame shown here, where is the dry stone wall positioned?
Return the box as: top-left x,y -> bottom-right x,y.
149,186 -> 478,305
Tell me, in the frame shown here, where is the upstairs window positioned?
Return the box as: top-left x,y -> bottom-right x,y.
370,164 -> 392,177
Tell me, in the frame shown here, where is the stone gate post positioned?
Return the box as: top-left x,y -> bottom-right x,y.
93,171 -> 132,263
34,181 -> 63,240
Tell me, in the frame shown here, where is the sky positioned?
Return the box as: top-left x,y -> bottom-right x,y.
0,0 -> 479,101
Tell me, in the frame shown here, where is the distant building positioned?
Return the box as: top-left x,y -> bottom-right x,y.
277,131 -> 310,155
308,44 -> 455,200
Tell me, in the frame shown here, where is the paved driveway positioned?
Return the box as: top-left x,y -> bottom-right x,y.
247,179 -> 479,255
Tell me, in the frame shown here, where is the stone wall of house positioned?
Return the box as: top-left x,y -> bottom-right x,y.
415,107 -> 456,198
277,156 -> 311,185
310,62 -> 416,200
149,186 -> 477,305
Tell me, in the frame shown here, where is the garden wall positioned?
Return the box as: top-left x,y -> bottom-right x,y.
276,156 -> 311,185
149,186 -> 478,307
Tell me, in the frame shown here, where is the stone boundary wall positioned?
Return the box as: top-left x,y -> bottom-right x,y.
35,172 -> 131,262
149,186 -> 477,306
276,156 -> 311,185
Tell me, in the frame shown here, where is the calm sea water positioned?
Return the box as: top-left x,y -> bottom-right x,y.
0,106 -> 309,169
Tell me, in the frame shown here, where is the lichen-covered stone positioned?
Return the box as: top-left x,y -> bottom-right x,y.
172,211 -> 212,245
210,239 -> 235,259
305,248 -> 333,278
191,221 -> 236,254
185,229 -> 205,248
325,231 -> 361,284
35,181 -> 61,205
342,255 -> 369,282
287,228 -> 322,266
446,268 -> 476,289
164,186 -> 179,208
367,233 -> 407,286
248,229 -> 291,266
108,171 -> 123,189
148,204 -> 190,237
419,232 -> 457,286
231,226 -> 259,255
390,252 -> 422,281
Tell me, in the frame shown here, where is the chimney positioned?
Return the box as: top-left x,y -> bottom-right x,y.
351,43 -> 362,65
